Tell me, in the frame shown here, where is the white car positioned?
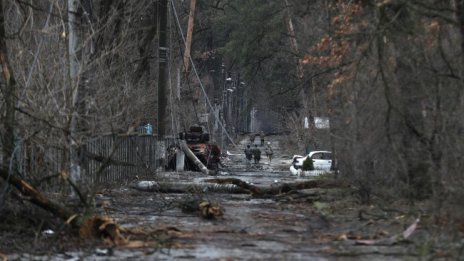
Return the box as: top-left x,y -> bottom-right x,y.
290,151 -> 333,175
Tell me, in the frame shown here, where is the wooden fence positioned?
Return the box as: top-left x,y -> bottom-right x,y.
84,135 -> 163,183
1,135 -> 172,188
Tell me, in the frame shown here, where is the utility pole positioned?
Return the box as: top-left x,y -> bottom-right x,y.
183,0 -> 196,73
157,0 -> 168,139
0,0 -> 17,167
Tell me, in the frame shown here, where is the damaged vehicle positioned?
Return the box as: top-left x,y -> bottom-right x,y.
290,151 -> 333,175
166,125 -> 221,172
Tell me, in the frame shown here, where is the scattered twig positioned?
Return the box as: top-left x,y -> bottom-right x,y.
355,218 -> 420,246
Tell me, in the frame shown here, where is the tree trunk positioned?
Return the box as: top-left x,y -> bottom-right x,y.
204,178 -> 344,196
283,0 -> 303,79
0,0 -> 17,167
132,178 -> 345,195
133,180 -> 245,193
0,167 -> 84,228
456,0 -> 464,62
68,0 -> 81,185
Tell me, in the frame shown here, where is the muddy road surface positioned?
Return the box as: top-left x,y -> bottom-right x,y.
7,171 -> 420,260
4,137 -> 455,260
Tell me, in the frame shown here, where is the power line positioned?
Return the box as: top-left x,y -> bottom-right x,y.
169,0 -> 238,149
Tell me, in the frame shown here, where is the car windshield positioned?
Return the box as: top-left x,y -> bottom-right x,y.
311,152 -> 332,160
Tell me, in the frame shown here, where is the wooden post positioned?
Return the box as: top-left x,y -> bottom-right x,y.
157,0 -> 168,139
183,0 -> 197,73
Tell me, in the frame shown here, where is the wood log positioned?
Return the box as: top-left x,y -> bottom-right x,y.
133,180 -> 246,194
0,167 -> 127,243
204,178 -> 344,196
0,167 -> 84,228
133,178 -> 345,196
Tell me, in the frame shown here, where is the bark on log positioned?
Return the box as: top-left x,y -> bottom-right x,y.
179,140 -> 213,175
133,180 -> 246,193
0,167 -> 84,228
204,178 -> 344,196
0,167 -> 131,243
132,178 -> 345,195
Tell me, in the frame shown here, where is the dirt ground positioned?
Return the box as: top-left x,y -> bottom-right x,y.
1,136 -> 463,260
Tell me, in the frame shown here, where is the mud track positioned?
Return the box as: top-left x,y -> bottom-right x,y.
3,138 -> 462,260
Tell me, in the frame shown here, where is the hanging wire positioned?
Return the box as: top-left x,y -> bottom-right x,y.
169,0 -> 238,149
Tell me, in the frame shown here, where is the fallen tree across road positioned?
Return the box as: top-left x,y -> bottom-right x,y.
133,180 -> 247,193
204,177 -> 346,196
133,178 -> 346,196
0,167 -> 128,245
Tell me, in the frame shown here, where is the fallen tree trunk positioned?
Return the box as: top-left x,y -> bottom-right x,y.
0,167 -> 129,244
0,167 -> 84,228
179,140 -> 213,175
204,178 -> 345,196
132,178 -> 345,196
133,180 -> 246,193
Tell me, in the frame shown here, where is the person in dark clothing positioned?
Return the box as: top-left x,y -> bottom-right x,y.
264,142 -> 273,163
249,133 -> 256,145
244,144 -> 253,166
252,144 -> 261,164
259,131 -> 265,146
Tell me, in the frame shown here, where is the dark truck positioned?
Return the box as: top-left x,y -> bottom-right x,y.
167,125 -> 221,172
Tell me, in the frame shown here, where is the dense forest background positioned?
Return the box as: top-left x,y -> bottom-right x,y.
0,0 -> 464,216
207,0 -> 464,206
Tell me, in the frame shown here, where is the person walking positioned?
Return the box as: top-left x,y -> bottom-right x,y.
252,144 -> 261,164
264,141 -> 273,164
244,144 -> 253,167
249,133 -> 256,145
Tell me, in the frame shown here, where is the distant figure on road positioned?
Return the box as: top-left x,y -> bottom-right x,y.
249,133 -> 256,145
252,144 -> 261,164
244,144 -> 253,166
259,131 -> 265,146
264,142 -> 273,163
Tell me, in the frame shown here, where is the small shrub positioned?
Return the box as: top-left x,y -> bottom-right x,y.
302,157 -> 314,171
